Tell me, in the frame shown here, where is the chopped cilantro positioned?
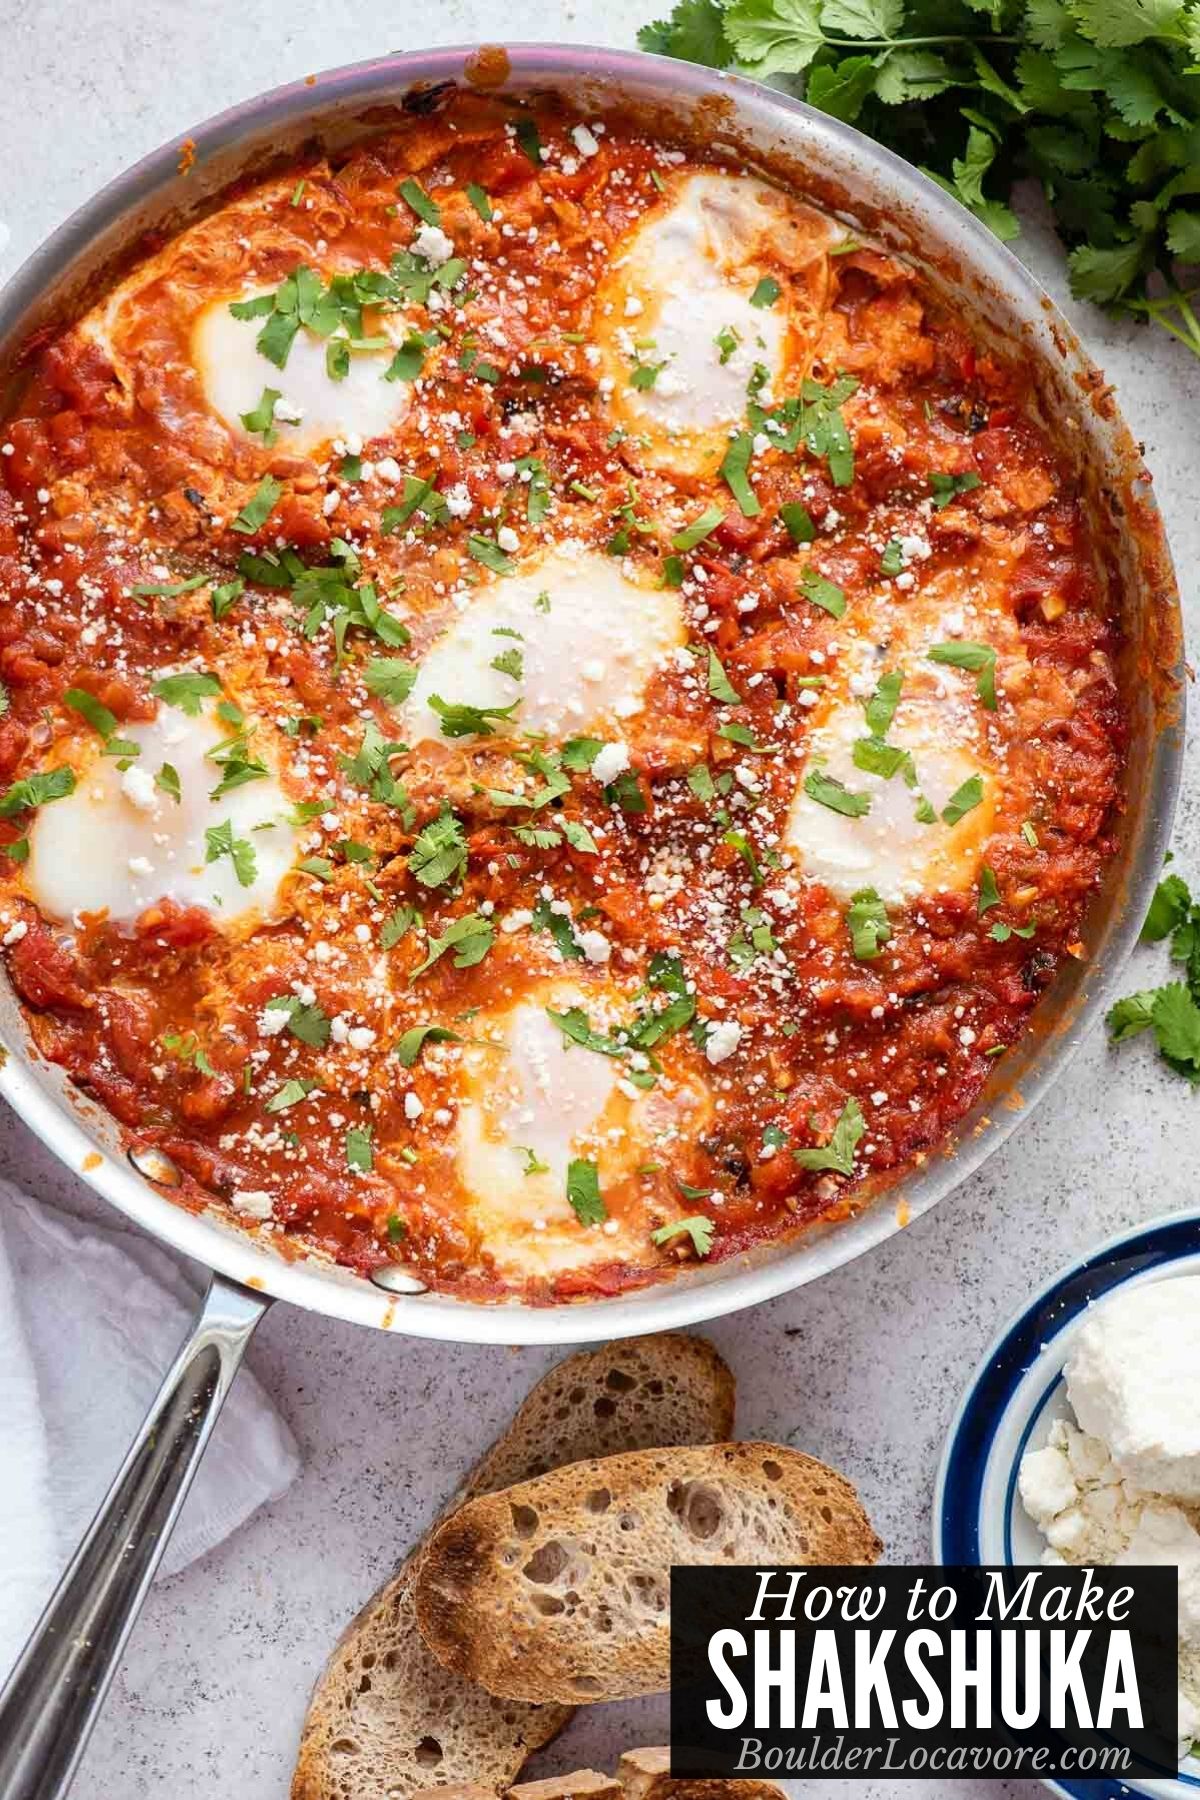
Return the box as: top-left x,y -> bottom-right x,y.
800,568 -> 847,618
410,912 -> 494,979
378,909 -> 415,952
804,768 -> 870,818
230,474 -> 283,536
466,182 -> 493,221
155,763 -> 181,804
687,763 -> 717,803
779,502 -> 815,544
264,993 -> 331,1048
398,177 -> 440,225
929,470 -> 982,509
0,763 -> 77,820
467,534 -> 516,575
265,1078 -> 320,1114
566,1157 -> 606,1225
394,1024 -> 461,1067
928,640 -> 998,710
346,1124 -> 374,1173
880,539 -> 905,577
514,116 -> 543,166
749,275 -> 781,308
847,888 -> 891,959
941,775 -> 985,825
719,431 -> 761,517
978,865 -> 1002,913
240,387 -> 281,445
864,670 -> 903,738
706,649 -> 741,704
672,505 -> 723,551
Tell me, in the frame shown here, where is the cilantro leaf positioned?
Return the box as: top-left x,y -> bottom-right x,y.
672,505 -> 724,551
566,1158 -> 607,1225
264,993 -> 331,1048
231,475 -> 283,536
0,767 -> 76,818
929,640 -> 998,709
363,657 -> 418,704
409,808 -> 469,889
804,767 -> 870,817
706,649 -> 742,704
152,671 -> 222,716
941,775 -> 985,824
847,887 -> 892,958
346,1125 -> 374,1172
780,501 -> 816,543
393,1024 -> 462,1068
637,0 -> 731,63
467,534 -> 516,575
652,1215 -> 716,1255
793,1096 -> 865,1175
410,912 -> 494,978
399,177 -> 440,224
720,432 -> 762,517
429,694 -> 519,738
204,818 -> 257,888
1141,872 -> 1191,942
1106,989 -> 1160,1041
800,568 -> 847,618
928,470 -> 983,509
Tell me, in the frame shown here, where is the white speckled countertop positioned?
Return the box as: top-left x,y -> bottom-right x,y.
3,5 -> 1198,1797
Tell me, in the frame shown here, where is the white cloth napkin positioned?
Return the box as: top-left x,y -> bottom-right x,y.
0,1182 -> 301,1677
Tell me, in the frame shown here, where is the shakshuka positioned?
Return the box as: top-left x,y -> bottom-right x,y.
0,93 -> 1125,1299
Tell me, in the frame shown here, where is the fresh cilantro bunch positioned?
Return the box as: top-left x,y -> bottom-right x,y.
1108,865 -> 1200,1081
638,0 -> 1200,356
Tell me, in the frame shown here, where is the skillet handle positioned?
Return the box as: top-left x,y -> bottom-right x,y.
0,1271 -> 270,1800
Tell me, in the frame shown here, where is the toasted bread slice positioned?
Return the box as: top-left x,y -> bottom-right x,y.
615,1748 -> 785,1800
507,1772 -> 623,1800
291,1336 -> 735,1800
415,1442 -> 881,1705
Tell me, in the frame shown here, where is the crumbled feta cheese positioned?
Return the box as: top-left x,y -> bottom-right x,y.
231,1189 -> 274,1220
120,764 -> 158,812
412,223 -> 454,266
705,1021 -> 743,1065
590,741 -> 630,785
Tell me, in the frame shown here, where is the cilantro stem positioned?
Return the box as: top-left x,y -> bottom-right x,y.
822,31 -> 1018,45
1124,288 -> 1200,362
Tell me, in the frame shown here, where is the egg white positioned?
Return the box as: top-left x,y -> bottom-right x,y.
783,580 -> 1022,904
453,978 -> 710,1280
593,172 -> 834,477
25,696 -> 299,928
402,547 -> 685,749
192,293 -> 416,457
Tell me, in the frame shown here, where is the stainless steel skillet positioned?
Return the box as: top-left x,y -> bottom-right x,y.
0,40 -> 1183,1800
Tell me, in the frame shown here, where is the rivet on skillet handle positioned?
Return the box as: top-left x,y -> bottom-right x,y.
0,1273 -> 270,1800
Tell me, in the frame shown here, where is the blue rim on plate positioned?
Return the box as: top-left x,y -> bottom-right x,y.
933,1209 -> 1200,1800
